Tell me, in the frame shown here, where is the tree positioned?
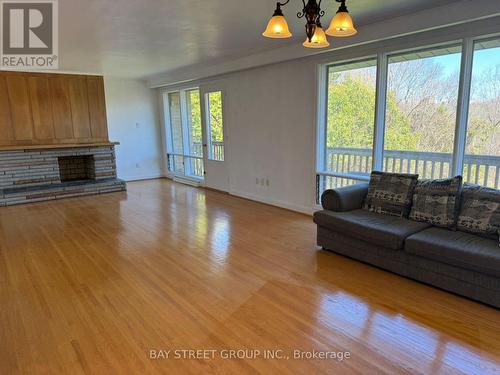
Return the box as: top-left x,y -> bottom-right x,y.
187,90 -> 224,149
327,72 -> 418,150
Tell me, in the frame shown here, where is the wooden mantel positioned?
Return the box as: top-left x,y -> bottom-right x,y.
0,142 -> 119,152
0,71 -> 110,147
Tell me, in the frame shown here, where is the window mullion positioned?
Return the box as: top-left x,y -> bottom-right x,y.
452,37 -> 474,177
372,51 -> 388,172
179,89 -> 192,176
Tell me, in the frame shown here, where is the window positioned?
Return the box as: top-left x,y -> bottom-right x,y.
317,35 -> 500,202
317,59 -> 377,193
464,38 -> 500,188
164,89 -> 204,179
167,92 -> 185,174
185,89 -> 204,177
384,45 -> 462,179
205,91 -> 225,161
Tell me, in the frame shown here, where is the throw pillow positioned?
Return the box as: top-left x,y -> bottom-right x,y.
457,184 -> 500,239
363,171 -> 418,218
409,176 -> 462,228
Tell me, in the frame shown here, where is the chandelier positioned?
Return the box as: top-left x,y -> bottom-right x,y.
263,0 -> 357,49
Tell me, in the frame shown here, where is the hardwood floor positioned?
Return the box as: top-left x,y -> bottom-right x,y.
0,179 -> 499,374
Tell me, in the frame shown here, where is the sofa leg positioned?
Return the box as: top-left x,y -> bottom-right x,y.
321,246 -> 327,250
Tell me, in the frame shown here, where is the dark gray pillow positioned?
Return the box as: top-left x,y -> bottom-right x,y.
457,184 -> 500,239
363,171 -> 418,218
409,176 -> 462,228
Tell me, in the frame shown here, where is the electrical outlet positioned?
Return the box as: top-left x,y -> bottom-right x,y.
265,179 -> 270,187
136,122 -> 140,128
136,163 -> 140,168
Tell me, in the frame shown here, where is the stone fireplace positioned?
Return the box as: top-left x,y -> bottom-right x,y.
0,144 -> 126,206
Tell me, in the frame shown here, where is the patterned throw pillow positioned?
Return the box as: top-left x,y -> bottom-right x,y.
363,171 -> 418,218
409,176 -> 462,228
457,185 -> 500,239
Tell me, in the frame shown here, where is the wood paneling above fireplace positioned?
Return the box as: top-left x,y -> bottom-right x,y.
0,71 -> 109,147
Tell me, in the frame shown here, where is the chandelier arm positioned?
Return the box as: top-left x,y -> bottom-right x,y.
277,0 -> 291,6
296,0 -> 307,18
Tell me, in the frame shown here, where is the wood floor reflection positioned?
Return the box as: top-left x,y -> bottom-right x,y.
0,179 -> 498,374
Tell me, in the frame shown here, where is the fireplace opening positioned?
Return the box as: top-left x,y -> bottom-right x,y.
58,156 -> 96,182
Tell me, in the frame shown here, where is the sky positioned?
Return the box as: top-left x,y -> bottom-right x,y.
435,46 -> 500,76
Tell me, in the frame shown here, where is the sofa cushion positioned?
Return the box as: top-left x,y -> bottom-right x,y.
457,184 -> 500,239
313,209 -> 430,250
409,176 -> 462,228
405,227 -> 500,277
363,171 -> 418,218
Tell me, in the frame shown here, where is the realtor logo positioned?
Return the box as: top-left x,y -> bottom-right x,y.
1,0 -> 58,69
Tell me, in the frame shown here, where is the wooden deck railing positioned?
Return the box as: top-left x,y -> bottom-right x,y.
323,147 -> 500,189
170,142 -> 224,177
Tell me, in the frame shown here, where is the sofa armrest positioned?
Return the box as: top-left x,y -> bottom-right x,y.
321,182 -> 369,212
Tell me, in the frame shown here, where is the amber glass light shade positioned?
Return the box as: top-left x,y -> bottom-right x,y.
303,26 -> 330,49
326,11 -> 357,37
263,15 -> 292,38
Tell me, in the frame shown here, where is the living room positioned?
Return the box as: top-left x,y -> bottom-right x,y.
0,0 -> 499,374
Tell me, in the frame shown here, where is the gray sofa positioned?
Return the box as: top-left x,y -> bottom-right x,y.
313,183 -> 500,308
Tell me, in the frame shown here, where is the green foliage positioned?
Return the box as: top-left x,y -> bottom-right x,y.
208,92 -> 224,142
188,90 -> 202,143
327,73 -> 418,150
187,90 -> 224,144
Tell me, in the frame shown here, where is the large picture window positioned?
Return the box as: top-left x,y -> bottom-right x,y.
383,45 -> 461,178
464,38 -> 500,188
317,35 -> 500,202
317,59 -> 377,192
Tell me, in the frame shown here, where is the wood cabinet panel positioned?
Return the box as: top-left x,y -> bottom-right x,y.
67,77 -> 92,139
87,77 -> 108,139
0,77 -> 14,142
49,77 -> 74,139
0,72 -> 108,145
28,76 -> 55,140
6,75 -> 34,141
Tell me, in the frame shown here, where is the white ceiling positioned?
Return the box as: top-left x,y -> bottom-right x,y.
58,0 -> 464,79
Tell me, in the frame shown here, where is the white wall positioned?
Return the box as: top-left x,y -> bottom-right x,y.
105,77 -> 164,181
220,59 -> 318,213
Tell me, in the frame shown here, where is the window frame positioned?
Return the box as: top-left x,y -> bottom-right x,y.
316,33 -> 500,202
162,87 -> 204,180
316,56 -> 378,183
204,90 -> 226,162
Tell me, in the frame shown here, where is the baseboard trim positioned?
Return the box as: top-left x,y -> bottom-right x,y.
123,177 -> 314,215
229,189 -> 314,216
122,174 -> 164,182
173,176 -> 202,187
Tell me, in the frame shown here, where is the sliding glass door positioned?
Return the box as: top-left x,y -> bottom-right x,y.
164,89 -> 204,180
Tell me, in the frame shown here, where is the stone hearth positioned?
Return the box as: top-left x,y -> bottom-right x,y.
0,144 -> 126,206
